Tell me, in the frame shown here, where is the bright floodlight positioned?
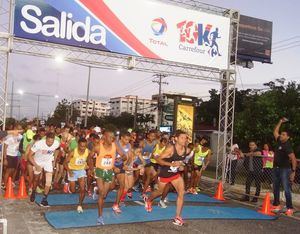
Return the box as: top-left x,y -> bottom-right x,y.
18,89 -> 24,95
55,56 -> 64,63
117,68 -> 123,72
5,103 -> 9,106
54,95 -> 59,99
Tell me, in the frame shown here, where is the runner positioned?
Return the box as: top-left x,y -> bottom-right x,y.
145,130 -> 187,226
3,124 -> 23,189
28,132 -> 60,207
88,130 -> 116,225
64,138 -> 89,213
189,136 -> 212,194
141,130 -> 157,197
113,131 -> 131,213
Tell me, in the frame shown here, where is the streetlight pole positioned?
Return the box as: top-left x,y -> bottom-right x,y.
10,81 -> 14,118
36,94 -> 40,126
84,66 -> 91,128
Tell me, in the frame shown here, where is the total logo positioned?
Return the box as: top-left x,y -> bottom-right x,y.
151,17 -> 167,36
149,17 -> 168,47
177,20 -> 222,57
19,5 -> 106,46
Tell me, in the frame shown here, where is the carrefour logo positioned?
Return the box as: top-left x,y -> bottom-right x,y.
19,5 -> 106,46
151,18 -> 167,36
177,20 -> 222,57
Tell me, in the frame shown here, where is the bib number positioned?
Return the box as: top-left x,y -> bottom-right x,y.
169,161 -> 179,173
75,158 -> 85,166
101,157 -> 112,167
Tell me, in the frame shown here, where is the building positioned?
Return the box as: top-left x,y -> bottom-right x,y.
72,99 -> 110,118
109,95 -> 158,128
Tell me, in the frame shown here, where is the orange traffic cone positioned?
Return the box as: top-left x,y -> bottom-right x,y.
214,181 -> 225,201
17,176 -> 28,199
4,177 -> 16,199
258,192 -> 274,216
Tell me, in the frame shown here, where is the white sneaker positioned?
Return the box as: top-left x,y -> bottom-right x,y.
158,200 -> 167,208
77,206 -> 83,213
163,197 -> 169,203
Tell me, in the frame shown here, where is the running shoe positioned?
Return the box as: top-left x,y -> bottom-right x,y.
127,191 -> 133,199
87,190 -> 92,197
195,187 -> 201,193
141,193 -> 148,203
163,197 -> 169,203
271,205 -> 281,212
28,188 -> 32,196
158,200 -> 167,208
77,205 -> 84,213
63,183 -> 69,194
186,188 -> 193,194
172,216 -> 184,226
30,191 -> 36,202
145,186 -> 152,193
40,199 -> 50,208
97,216 -> 105,226
36,186 -> 44,194
112,204 -> 122,213
132,185 -> 139,192
145,199 -> 152,212
192,188 -> 198,195
285,209 -> 294,216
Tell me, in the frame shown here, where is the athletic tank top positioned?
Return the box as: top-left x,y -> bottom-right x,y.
159,145 -> 186,178
194,146 -> 210,166
68,148 -> 89,170
115,140 -> 130,168
262,150 -> 274,169
142,140 -> 156,164
151,144 -> 166,164
96,142 -> 116,170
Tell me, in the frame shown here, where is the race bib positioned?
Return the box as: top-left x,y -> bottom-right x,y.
169,161 -> 179,173
101,156 -> 113,167
75,158 -> 85,166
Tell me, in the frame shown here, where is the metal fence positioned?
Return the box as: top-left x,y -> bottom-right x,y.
224,154 -> 300,202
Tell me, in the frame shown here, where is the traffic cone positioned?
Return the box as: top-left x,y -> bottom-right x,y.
258,192 -> 274,216
17,176 -> 28,199
214,181 -> 225,201
4,177 -> 16,199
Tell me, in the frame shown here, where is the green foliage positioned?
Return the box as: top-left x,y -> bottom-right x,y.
197,79 -> 300,156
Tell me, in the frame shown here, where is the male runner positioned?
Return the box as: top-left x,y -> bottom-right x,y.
145,130 -> 187,226
64,138 -> 89,213
28,132 -> 60,207
88,130 -> 117,225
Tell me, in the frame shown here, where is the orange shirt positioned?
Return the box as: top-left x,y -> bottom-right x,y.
95,142 -> 116,170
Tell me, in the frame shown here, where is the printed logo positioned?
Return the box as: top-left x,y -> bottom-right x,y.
151,17 -> 167,36
177,20 -> 222,57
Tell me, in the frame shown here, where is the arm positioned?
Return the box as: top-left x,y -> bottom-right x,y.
289,153 -> 297,182
116,144 -> 128,161
28,149 -> 41,172
203,151 -> 212,170
64,151 -> 74,175
273,119 -> 283,140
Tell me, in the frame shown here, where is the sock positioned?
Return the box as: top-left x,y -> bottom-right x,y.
120,191 -> 127,202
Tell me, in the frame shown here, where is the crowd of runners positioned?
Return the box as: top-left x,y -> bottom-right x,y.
1,118 -> 297,225
1,124 -> 212,226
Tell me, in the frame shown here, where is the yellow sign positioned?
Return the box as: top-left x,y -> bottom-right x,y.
176,104 -> 194,142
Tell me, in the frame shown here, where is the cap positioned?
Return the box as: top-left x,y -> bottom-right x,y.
93,126 -> 101,133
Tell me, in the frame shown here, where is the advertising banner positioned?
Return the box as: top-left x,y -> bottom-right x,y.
14,0 -> 230,69
176,104 -> 194,142
238,15 -> 272,63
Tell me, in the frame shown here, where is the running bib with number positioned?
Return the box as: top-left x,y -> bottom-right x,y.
75,158 -> 85,166
101,156 -> 113,167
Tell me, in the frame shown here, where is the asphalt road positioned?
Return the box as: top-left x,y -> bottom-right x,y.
1,196 -> 299,234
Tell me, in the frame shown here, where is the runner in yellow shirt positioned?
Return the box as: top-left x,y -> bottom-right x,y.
64,138 -> 89,213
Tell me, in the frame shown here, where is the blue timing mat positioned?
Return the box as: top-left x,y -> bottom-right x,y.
45,205 -> 276,229
35,192 -> 221,206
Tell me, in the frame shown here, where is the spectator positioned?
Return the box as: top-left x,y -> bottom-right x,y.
262,144 -> 274,187
241,141 -> 263,203
226,144 -> 244,185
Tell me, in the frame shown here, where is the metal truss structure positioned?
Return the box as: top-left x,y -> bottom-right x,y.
0,0 -> 239,185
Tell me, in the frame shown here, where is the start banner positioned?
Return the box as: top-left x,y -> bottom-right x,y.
14,0 -> 231,69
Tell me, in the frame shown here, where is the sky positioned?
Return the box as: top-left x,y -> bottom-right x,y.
7,0 -> 300,120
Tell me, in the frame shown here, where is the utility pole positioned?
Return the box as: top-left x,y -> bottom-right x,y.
84,66 -> 92,128
152,74 -> 168,128
133,95 -> 138,129
10,81 -> 14,118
